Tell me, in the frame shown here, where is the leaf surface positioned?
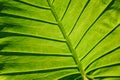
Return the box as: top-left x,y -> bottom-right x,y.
0,0 -> 120,80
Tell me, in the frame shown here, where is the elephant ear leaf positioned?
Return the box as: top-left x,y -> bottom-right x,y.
0,0 -> 120,80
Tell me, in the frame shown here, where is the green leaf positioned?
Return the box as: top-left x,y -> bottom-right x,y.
0,0 -> 120,80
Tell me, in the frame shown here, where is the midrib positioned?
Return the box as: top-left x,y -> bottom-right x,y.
47,0 -> 88,80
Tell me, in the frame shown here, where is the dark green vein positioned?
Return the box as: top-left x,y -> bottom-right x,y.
87,63 -> 120,74
52,0 -> 55,4
14,0 -> 50,10
0,32 -> 66,42
0,13 -> 57,25
75,0 -> 114,49
60,0 -> 71,21
0,44 -> 9,51
0,2 -> 24,12
74,76 -> 82,80
85,46 -> 120,72
68,0 -> 90,36
0,67 -> 77,75
58,73 -> 81,80
0,26 -> 4,31
47,0 -> 88,80
80,24 -> 120,61
0,52 -> 72,57
94,76 -> 120,79
0,23 -> 23,31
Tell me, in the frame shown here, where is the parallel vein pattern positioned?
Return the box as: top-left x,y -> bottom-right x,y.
0,0 -> 120,80
47,0 -> 87,79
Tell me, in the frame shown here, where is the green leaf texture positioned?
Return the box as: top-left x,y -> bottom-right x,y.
0,0 -> 120,80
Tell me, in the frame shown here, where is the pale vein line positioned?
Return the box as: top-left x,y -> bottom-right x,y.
47,0 -> 87,79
